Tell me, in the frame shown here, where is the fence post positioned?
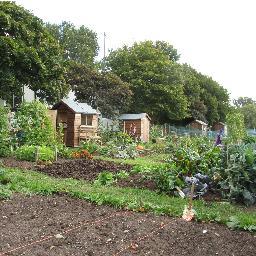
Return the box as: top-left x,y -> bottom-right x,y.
55,145 -> 58,162
35,146 -> 39,163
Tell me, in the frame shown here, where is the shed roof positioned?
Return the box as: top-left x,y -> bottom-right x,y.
193,119 -> 208,126
118,113 -> 151,120
214,121 -> 225,126
52,98 -> 98,114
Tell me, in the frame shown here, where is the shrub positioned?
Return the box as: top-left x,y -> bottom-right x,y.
15,145 -> 54,162
15,101 -> 55,146
217,144 -> 256,205
0,106 -> 11,157
226,111 -> 246,144
80,141 -> 99,154
94,171 -> 115,186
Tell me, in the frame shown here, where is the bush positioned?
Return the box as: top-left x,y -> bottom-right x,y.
80,141 -> 99,154
217,144 -> 256,205
15,101 -> 55,146
15,145 -> 54,162
0,107 -> 11,157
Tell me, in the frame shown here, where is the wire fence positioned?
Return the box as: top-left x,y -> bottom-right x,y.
160,124 -> 256,139
161,124 -> 219,139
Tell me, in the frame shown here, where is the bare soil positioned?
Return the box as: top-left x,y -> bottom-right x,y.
0,157 -> 35,170
0,194 -> 255,256
35,159 -> 132,181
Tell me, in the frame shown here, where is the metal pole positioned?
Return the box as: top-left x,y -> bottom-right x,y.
103,32 -> 106,59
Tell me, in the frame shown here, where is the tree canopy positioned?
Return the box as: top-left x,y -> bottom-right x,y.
46,21 -> 99,67
105,41 -> 189,122
233,97 -> 256,108
67,62 -> 132,118
233,97 -> 256,128
0,1 -> 69,103
105,40 -> 229,124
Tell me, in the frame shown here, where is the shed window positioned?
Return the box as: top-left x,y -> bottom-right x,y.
81,114 -> 93,126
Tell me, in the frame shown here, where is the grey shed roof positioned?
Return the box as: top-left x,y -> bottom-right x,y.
118,113 -> 151,120
194,119 -> 208,126
52,98 -> 98,114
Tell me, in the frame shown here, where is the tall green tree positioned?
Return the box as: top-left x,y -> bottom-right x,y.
181,64 -> 230,125
233,97 -> 255,108
181,64 -> 207,121
105,41 -> 189,123
0,1 -> 69,103
67,62 -> 132,118
240,104 -> 256,129
46,21 -> 99,67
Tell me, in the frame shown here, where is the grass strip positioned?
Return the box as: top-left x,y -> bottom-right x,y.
1,168 -> 256,232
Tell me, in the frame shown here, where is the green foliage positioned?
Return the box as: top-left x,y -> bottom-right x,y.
15,101 -> 55,146
0,106 -> 11,156
96,131 -> 139,159
80,141 -> 99,154
46,21 -> 99,67
0,168 -> 12,199
150,125 -> 163,141
226,111 -> 246,143
94,170 -> 130,186
15,145 -> 54,162
239,104 -> 256,129
0,185 -> 12,200
233,97 -> 256,108
217,144 -> 256,205
106,40 -> 189,122
68,62 -> 132,118
0,2 -> 68,103
94,171 -> 115,186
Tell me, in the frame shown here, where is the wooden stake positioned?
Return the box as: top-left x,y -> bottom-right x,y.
55,146 -> 58,162
35,146 -> 39,163
188,183 -> 195,211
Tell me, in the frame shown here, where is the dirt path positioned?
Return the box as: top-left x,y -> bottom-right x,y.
0,194 -> 255,256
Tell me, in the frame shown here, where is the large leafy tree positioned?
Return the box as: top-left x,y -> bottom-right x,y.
105,41 -> 189,123
240,103 -> 256,129
0,1 -> 69,103
233,97 -> 256,128
181,64 -> 229,125
67,62 -> 132,118
46,21 -> 99,67
233,97 -> 256,108
181,64 -> 207,121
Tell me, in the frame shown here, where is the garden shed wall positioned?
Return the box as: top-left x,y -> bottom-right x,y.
119,113 -> 151,142
52,99 -> 98,147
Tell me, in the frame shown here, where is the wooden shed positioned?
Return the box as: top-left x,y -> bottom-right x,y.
187,119 -> 208,134
119,113 -> 151,142
212,122 -> 225,131
52,99 -> 99,147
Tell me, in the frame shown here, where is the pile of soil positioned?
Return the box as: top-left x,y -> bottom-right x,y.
36,159 -> 132,181
0,194 -> 255,256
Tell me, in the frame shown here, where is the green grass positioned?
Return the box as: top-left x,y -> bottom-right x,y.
1,168 -> 256,232
95,153 -> 169,167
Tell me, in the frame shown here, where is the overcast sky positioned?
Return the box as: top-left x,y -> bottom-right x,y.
15,0 -> 256,100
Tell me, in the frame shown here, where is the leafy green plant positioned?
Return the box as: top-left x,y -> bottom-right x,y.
80,140 -> 99,154
226,111 -> 246,144
15,101 -> 56,146
217,144 -> 256,205
15,145 -> 55,162
115,170 -> 130,180
0,185 -> 12,200
94,171 -> 115,186
150,125 -> 163,142
0,106 -> 11,157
